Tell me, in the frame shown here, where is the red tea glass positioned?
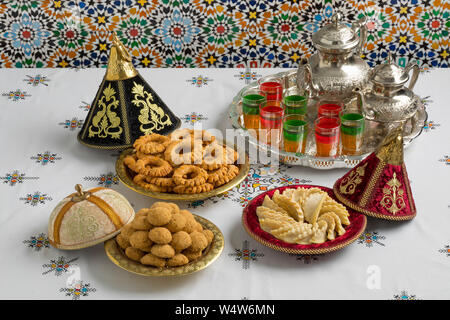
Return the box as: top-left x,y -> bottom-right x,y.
259,100 -> 284,147
258,77 -> 283,102
317,102 -> 343,118
315,116 -> 341,157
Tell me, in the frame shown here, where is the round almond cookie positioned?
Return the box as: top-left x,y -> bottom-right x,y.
129,231 -> 153,250
165,212 -> 187,233
151,202 -> 180,215
125,247 -> 145,262
147,207 -> 172,226
148,227 -> 172,244
120,224 -> 136,241
116,234 -> 130,250
189,231 -> 208,252
171,231 -> 192,252
140,253 -> 166,268
202,229 -> 214,245
130,215 -> 152,230
167,253 -> 189,267
182,248 -> 203,262
151,244 -> 176,259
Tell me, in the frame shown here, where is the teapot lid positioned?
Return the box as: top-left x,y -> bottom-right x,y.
312,12 -> 360,52
371,53 -> 410,86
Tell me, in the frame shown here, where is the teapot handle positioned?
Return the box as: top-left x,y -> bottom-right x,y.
353,87 -> 365,115
352,17 -> 367,56
405,62 -> 419,90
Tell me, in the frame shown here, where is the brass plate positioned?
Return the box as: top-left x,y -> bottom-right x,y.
116,146 -> 250,201
104,214 -> 224,276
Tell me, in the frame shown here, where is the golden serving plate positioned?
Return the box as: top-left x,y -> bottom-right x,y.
116,145 -> 250,201
104,214 -> 224,276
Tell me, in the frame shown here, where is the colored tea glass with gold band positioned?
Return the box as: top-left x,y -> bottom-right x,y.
258,77 -> 283,102
283,94 -> 307,118
315,116 -> 341,157
259,100 -> 284,147
283,115 -> 308,154
317,102 -> 343,118
241,88 -> 266,133
340,113 -> 365,155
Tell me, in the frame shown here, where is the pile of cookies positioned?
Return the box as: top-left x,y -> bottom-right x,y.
256,187 -> 350,244
123,129 -> 240,194
116,202 -> 214,267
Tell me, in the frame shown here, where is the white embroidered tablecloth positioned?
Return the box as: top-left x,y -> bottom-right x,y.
0,67 -> 449,300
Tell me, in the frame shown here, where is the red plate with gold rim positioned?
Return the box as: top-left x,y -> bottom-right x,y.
242,185 -> 367,255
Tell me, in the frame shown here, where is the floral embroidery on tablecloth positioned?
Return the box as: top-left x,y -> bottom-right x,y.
23,233 -> 50,251
83,172 -> 119,187
438,245 -> 450,257
42,257 -> 78,276
1,170 -> 39,186
229,240 -> 264,270
2,89 -> 31,101
58,117 -> 83,131
30,151 -> 62,165
393,290 -> 418,300
79,101 -> 91,111
23,74 -> 49,86
186,75 -> 213,87
60,281 -> 96,300
20,191 -> 52,206
289,254 -> 320,264
181,112 -> 208,125
357,231 -> 386,247
439,156 -> 450,166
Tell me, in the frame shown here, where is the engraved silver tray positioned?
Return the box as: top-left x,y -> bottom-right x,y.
228,70 -> 427,169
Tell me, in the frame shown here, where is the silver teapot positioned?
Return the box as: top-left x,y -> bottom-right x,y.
354,52 -> 420,122
297,12 -> 370,100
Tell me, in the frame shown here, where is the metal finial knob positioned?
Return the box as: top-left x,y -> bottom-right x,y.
72,184 -> 90,202
332,12 -> 342,26
387,51 -> 393,64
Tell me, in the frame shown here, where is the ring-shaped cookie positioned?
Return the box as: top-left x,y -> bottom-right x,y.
173,183 -> 214,194
173,165 -> 208,187
133,133 -> 171,154
164,141 -> 203,166
135,155 -> 172,177
133,174 -> 173,192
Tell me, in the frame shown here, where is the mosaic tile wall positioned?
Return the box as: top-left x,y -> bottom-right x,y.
0,0 -> 448,68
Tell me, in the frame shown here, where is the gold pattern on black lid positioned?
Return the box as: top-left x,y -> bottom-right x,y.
105,32 -> 138,81
375,122 -> 404,166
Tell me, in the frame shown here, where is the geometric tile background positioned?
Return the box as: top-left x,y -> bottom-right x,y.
0,0 -> 448,68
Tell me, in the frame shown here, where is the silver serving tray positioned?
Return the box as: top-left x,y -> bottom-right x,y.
228,70 -> 427,169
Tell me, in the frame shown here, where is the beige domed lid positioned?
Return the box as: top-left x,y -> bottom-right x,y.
312,12 -> 361,52
371,52 -> 410,86
48,184 -> 135,250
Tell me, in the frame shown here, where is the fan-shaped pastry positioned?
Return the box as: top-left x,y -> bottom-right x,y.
261,195 -> 289,216
317,212 -> 337,240
325,211 -> 346,236
272,190 -> 304,222
271,222 -> 314,244
310,220 -> 328,244
320,203 -> 350,225
256,206 -> 297,225
303,193 -> 326,224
